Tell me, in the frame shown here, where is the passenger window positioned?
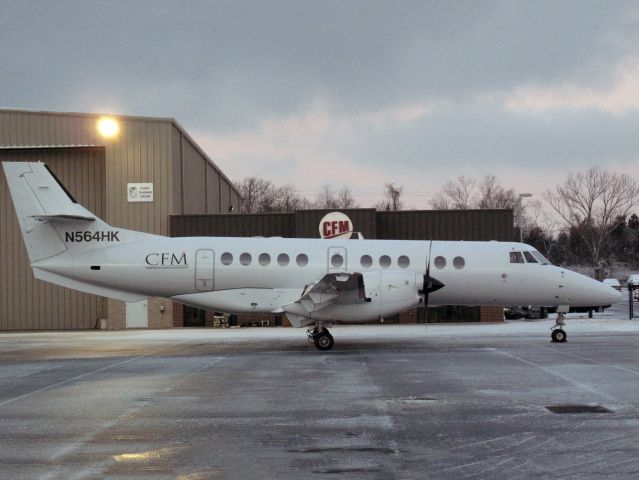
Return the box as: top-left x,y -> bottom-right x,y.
398,255 -> 410,268
296,254 -> 308,267
509,252 -> 525,264
453,256 -> 465,269
434,256 -> 446,269
277,253 -> 289,266
379,255 -> 391,268
360,255 -> 373,268
331,254 -> 344,268
221,252 -> 233,265
523,251 -> 538,263
259,253 -> 271,266
240,253 -> 252,266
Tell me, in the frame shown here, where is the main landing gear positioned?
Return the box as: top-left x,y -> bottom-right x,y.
551,313 -> 567,343
307,325 -> 334,351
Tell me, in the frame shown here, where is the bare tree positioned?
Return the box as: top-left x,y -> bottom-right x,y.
375,183 -> 404,211
548,167 -> 639,278
237,177 -> 310,213
236,177 -> 277,213
314,184 -> 358,209
272,185 -> 312,212
477,175 -> 517,209
522,199 -> 558,258
430,175 -> 476,209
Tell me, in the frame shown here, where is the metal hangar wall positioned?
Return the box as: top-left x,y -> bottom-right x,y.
0,108 -> 240,331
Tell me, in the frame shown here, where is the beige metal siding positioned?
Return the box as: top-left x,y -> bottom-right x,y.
181,138 -> 207,214
230,189 -> 241,212
170,127 -> 183,214
0,148 -> 107,330
103,119 -> 173,236
220,181 -> 231,213
206,166 -> 221,213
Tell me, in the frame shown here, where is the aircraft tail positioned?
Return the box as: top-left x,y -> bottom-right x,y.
2,161 -> 156,263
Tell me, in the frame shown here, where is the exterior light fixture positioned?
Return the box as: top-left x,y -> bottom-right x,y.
96,117 -> 119,138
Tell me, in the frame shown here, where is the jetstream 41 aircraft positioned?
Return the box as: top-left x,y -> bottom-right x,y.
3,162 -> 621,350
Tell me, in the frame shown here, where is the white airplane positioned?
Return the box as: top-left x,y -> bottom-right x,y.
3,162 -> 621,350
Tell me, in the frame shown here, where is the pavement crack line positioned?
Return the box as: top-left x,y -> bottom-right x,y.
0,339 -> 191,409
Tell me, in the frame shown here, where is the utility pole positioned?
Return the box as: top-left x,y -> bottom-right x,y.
517,193 -> 532,243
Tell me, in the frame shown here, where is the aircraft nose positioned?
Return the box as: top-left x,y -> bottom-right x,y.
589,278 -> 622,305
568,272 -> 622,306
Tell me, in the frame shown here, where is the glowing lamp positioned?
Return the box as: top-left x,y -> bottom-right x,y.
97,117 -> 119,138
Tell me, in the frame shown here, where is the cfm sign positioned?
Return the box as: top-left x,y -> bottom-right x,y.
319,212 -> 353,239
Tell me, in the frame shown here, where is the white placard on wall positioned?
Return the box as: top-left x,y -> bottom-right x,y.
127,183 -> 154,202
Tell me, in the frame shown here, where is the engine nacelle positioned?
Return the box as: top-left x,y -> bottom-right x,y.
377,270 -> 424,317
309,270 -> 423,322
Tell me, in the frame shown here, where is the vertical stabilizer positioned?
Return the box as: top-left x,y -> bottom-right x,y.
2,161 -> 156,263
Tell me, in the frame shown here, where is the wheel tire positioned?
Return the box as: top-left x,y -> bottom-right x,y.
551,329 -> 567,343
313,331 -> 334,351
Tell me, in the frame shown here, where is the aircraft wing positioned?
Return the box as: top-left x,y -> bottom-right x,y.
285,272 -> 368,314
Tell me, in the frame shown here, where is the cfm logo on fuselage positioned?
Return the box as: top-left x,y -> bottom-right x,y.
145,252 -> 188,269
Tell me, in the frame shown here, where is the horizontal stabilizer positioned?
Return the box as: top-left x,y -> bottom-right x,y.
31,214 -> 96,222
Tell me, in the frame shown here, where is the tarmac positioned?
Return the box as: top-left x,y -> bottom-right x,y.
1,312 -> 639,479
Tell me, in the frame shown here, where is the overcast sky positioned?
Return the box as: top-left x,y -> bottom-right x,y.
1,1 -> 638,207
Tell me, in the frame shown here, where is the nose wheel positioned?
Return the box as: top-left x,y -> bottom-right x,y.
551,313 -> 567,343
307,326 -> 334,351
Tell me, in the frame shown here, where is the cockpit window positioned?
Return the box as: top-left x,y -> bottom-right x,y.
509,251 -> 524,263
531,250 -> 550,265
523,251 -> 538,263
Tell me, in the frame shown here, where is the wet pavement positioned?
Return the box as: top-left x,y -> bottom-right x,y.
1,322 -> 639,479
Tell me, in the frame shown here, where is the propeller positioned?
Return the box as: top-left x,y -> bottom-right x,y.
419,243 -> 445,321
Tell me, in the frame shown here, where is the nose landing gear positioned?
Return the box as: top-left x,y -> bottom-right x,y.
307,325 -> 334,351
551,313 -> 567,343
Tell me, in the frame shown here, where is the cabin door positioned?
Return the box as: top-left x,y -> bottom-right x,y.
195,249 -> 215,291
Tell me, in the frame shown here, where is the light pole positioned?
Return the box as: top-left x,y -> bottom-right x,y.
517,193 -> 532,243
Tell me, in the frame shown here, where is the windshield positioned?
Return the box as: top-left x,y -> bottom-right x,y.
531,250 -> 551,265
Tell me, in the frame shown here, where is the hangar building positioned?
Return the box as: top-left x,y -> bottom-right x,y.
0,108 -> 240,331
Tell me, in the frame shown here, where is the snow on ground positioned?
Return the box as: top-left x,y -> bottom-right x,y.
0,313 -> 637,344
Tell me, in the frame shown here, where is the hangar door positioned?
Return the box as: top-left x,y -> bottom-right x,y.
0,147 -> 107,330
